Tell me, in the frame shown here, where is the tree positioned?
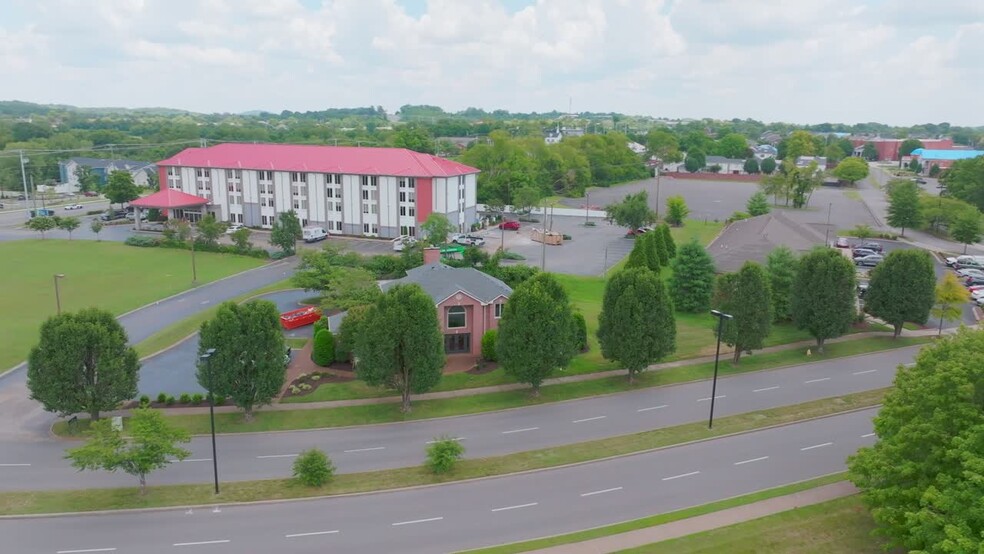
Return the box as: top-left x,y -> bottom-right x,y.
426,435 -> 466,474
624,231 -> 660,273
311,328 -> 335,367
658,224 -> 676,258
74,164 -> 100,193
195,213 -> 223,246
56,216 -> 81,240
597,268 -> 676,382
665,195 -> 689,226
421,213 -> 454,246
743,158 -> 760,174
605,191 -> 655,231
497,273 -> 578,396
714,133 -> 751,159
942,157 -> 984,211
335,304 -> 370,363
929,163 -> 941,178
907,158 -> 922,173
197,300 -> 286,420
864,249 -> 936,337
669,240 -> 717,313
230,227 -> 252,251
649,226 -> 670,266
512,185 -> 543,215
823,144 -> 845,164
861,142 -> 878,161
848,328 -> 984,553
931,273 -> 969,336
791,247 -> 856,352
646,129 -> 682,164
392,123 -> 435,154
713,262 -> 772,363
292,448 -> 335,487
950,210 -> 982,253
354,284 -> 444,412
887,180 -> 922,236
65,408 -> 190,495
270,210 -> 302,255
684,150 -> 705,173
103,171 -> 139,208
89,218 -> 104,241
781,130 -> 817,160
291,249 -> 382,310
832,157 -> 869,185
851,224 -> 874,241
766,246 -> 798,322
746,191 -> 770,216
27,308 -> 140,421
26,215 -> 56,239
760,157 -> 777,175
899,138 -> 924,157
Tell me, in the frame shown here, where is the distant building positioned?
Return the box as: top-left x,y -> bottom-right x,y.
909,148 -> 984,173
627,141 -> 648,155
704,156 -> 747,175
850,138 -> 954,161
795,156 -> 828,173
59,157 -> 156,191
707,212 -> 828,273
544,125 -> 585,144
759,131 -> 783,145
752,144 -> 778,160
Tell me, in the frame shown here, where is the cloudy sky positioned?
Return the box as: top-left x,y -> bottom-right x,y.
2,0 -> 982,126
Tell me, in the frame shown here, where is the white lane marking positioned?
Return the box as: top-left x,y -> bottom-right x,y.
804,378 -> 831,384
426,437 -> 465,444
200,300 -> 210,305
56,549 -> 117,554
580,487 -> 623,497
173,539 -> 230,547
572,416 -> 607,423
697,395 -> 725,402
285,530 -> 339,538
853,369 -> 877,375
861,433 -> 876,438
734,456 -> 769,466
662,471 -> 701,481
637,405 -> 668,412
343,447 -> 385,453
502,427 -> 539,434
181,458 -> 212,463
0,463 -> 31,467
753,386 -> 779,393
800,442 -> 834,451
392,516 -> 444,526
256,454 -> 298,459
490,502 -> 538,512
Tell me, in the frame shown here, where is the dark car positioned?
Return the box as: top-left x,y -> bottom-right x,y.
852,248 -> 878,259
857,280 -> 870,298
100,210 -> 127,221
913,178 -> 927,184
498,220 -> 520,231
855,241 -> 883,253
856,254 -> 884,267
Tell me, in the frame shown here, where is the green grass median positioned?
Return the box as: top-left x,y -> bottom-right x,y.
3,390 -> 884,516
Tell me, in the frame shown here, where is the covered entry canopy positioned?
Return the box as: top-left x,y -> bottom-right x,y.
129,189 -> 209,230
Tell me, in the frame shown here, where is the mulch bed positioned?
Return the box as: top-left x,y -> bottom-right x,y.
283,367 -> 355,398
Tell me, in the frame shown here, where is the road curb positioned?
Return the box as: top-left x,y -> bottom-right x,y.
5,401 -> 883,520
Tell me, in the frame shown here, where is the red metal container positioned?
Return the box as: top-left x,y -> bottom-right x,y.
279,306 -> 322,330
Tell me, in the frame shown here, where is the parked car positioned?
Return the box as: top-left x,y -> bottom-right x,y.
30,208 -> 55,217
302,226 -> 328,243
856,254 -> 884,267
452,234 -> 485,246
956,268 -> 984,278
857,280 -> 870,298
63,204 -> 84,210
225,223 -> 245,234
99,210 -> 126,221
125,211 -> 148,221
946,256 -> 959,267
498,220 -> 521,231
392,235 -> 417,252
852,248 -> 878,259
625,227 -> 652,237
966,276 -> 984,287
913,178 -> 927,184
83,191 -> 99,197
835,237 -> 850,248
16,194 -> 26,200
854,241 -> 883,253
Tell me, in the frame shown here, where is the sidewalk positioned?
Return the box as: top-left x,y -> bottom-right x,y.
528,481 -> 859,553
105,327 -> 942,418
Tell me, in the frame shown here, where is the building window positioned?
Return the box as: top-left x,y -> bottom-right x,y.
293,199 -> 307,210
167,167 -> 177,176
225,169 -> 241,179
362,189 -> 370,200
258,170 -> 273,181
399,206 -> 406,216
196,168 -> 209,178
494,303 -> 503,319
325,173 -> 341,184
326,188 -> 334,199
409,207 -> 415,217
447,306 -> 466,329
292,185 -> 306,197
290,172 -> 307,183
335,202 -> 342,212
399,191 -> 406,203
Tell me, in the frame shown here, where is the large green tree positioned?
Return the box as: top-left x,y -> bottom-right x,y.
743,157 -> 760,174
664,195 -> 689,226
832,156 -> 869,184
270,210 -> 302,255
760,156 -> 777,175
421,213 -> 454,246
766,246 -> 798,322
623,230 -> 660,273
197,300 -> 286,420
597,268 -> 676,382
849,328 -> 984,553
942,157 -> 984,211
684,150 -> 706,173
354,284 -> 445,412
791,247 -> 856,352
606,191 -> 655,231
887,179 -> 922,236
898,138 -> 924,157
103,170 -> 140,208
950,210 -> 982,253
746,191 -> 770,216
646,129 -> 682,164
864,249 -> 936,337
669,240 -> 717,313
195,213 -> 224,246
861,142 -> 879,161
497,273 -> 578,395
26,215 -> 56,239
391,123 -> 436,154
57,215 -> 81,240
712,262 -> 772,363
781,130 -> 817,160
66,408 -> 190,495
714,133 -> 751,159
658,224 -> 676,258
292,249 -> 381,310
73,164 -> 100,193
931,272 -> 969,335
27,308 -> 140,421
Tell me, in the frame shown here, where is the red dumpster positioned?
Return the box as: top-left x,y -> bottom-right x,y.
280,306 -> 322,330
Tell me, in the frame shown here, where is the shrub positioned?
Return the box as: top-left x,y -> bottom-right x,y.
138,395 -> 151,407
481,329 -> 498,362
500,251 -> 526,260
292,448 -> 336,487
124,236 -> 161,248
156,392 -> 167,404
85,209 -> 104,216
191,393 -> 204,405
178,393 -> 191,404
311,328 -> 336,367
728,211 -> 750,223
270,250 -> 291,260
562,234 -> 572,240
214,395 -> 226,406
311,374 -> 321,381
165,395 -> 175,406
573,312 -> 588,351
299,383 -> 312,391
312,317 -> 327,336
426,436 -> 465,474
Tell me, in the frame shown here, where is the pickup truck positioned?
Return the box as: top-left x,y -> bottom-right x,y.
451,234 -> 485,247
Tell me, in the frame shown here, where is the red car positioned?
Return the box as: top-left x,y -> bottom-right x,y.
834,237 -> 850,248
498,220 -> 520,231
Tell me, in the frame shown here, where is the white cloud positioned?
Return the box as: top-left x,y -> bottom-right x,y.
0,0 -> 980,125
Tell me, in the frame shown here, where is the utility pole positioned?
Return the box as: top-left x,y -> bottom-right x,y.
19,150 -> 30,219
585,192 -> 590,225
654,166 -> 662,220
540,202 -> 547,271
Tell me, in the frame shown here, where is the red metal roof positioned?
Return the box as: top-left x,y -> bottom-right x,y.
130,188 -> 210,209
157,143 -> 479,178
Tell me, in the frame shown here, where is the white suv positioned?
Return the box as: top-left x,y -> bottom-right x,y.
452,234 -> 485,247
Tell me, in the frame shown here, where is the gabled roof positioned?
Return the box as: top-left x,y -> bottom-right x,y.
705,155 -> 745,165
130,188 -> 210,209
911,148 -> 984,161
708,212 -> 827,273
157,143 -> 479,178
382,263 -> 512,304
63,157 -> 155,171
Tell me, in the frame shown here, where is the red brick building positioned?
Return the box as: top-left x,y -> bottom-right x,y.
850,138 -> 954,161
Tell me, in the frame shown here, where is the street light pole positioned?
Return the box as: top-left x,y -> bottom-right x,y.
654,167 -> 661,220
200,348 -> 219,494
190,233 -> 198,284
53,274 -> 65,315
708,309 -> 733,429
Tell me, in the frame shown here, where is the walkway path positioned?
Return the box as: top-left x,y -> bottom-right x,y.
529,481 -> 859,553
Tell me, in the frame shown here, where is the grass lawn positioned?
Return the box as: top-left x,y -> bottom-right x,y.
0,240 -> 265,371
285,337 -> 309,349
11,391 -> 882,516
623,496 -> 885,554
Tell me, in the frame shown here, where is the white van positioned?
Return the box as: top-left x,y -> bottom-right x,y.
302,226 -> 328,243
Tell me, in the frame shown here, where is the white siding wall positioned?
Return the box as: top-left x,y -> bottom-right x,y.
309,173 -> 326,224
378,176 -> 397,229
342,174 -> 360,226
243,170 -> 258,204
433,177 -> 447,214
464,174 -> 477,208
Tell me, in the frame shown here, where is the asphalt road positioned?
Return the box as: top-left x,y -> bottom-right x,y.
0,407 -> 878,554
0,346 -> 918,491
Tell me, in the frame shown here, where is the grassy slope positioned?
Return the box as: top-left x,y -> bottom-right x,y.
0,240 -> 264,370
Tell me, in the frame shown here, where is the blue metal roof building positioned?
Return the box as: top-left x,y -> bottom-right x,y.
910,148 -> 984,161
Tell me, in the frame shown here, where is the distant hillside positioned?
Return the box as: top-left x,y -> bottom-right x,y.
0,100 -> 195,117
